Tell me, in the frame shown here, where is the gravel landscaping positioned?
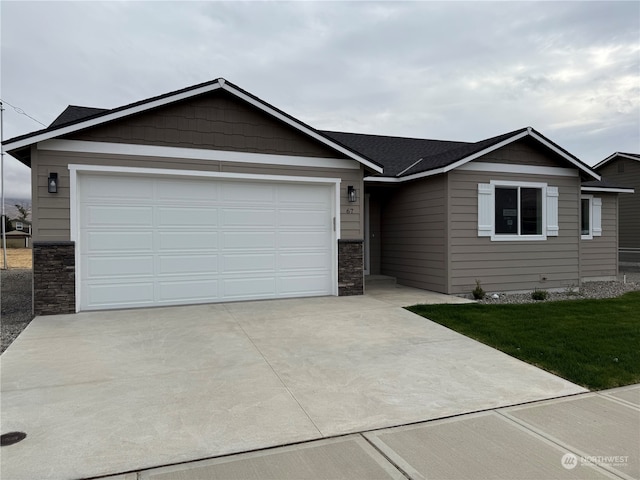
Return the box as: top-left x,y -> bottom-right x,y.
1,269 -> 34,354
478,272 -> 640,304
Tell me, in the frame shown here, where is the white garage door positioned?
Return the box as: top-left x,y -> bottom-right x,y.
78,173 -> 335,311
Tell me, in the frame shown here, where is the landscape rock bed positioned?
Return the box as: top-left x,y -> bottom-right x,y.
478,274 -> 640,305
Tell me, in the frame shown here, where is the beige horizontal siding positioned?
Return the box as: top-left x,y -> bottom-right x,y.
580,194 -> 618,279
32,148 -> 364,241
380,176 -> 448,293
448,169 -> 581,294
598,160 -> 639,249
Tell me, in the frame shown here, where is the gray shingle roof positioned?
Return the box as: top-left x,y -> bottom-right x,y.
49,106 -> 109,128
323,128 -> 531,177
321,131 -> 469,177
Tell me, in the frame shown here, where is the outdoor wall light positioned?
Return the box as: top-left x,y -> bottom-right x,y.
347,185 -> 357,203
48,173 -> 58,194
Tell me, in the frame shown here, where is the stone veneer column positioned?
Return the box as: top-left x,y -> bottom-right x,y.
337,239 -> 364,296
33,241 -> 76,315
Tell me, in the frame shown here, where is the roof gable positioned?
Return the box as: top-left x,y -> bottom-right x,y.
593,152 -> 640,170
331,127 -> 599,182
3,78 -> 383,173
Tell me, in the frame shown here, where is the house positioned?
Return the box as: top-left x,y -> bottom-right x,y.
593,152 -> 639,263
9,219 -> 32,233
5,229 -> 32,248
2,78 -> 632,315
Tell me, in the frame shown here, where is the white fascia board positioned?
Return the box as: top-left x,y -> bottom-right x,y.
4,83 -> 225,151
39,139 -> 361,170
458,162 -> 577,177
67,164 -> 342,186
581,186 -> 635,194
528,131 -> 600,180
220,83 -> 383,174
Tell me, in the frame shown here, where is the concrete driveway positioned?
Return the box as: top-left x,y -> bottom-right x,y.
1,285 -> 585,480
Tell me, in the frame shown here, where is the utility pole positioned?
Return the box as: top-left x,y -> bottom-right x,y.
1,100 -> 7,270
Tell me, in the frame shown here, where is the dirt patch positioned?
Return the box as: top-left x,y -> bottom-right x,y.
3,249 -> 32,269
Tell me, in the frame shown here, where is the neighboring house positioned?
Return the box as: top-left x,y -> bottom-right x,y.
593,152 -> 640,262
5,230 -> 32,248
9,219 -> 32,233
2,78 -> 632,315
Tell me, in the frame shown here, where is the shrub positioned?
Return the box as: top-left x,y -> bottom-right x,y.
472,279 -> 485,300
532,289 -> 549,301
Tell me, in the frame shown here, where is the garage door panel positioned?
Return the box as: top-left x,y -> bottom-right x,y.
158,207 -> 218,227
158,255 -> 218,275
79,174 -> 334,310
84,256 -> 155,278
221,208 -> 276,227
279,252 -> 330,270
222,277 -> 276,298
279,275 -> 332,295
222,253 -> 276,273
83,176 -> 154,200
222,182 -> 275,203
158,231 -> 218,250
158,279 -> 219,302
84,205 -> 153,226
278,184 -> 328,204
221,231 -> 277,250
279,231 -> 329,249
156,179 -> 219,203
86,282 -> 155,307
278,209 -> 328,228
86,231 -> 154,252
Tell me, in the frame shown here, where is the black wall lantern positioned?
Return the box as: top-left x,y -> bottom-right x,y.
48,173 -> 58,194
347,185 -> 357,203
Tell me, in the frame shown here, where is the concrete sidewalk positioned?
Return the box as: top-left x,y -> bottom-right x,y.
109,385 -> 640,480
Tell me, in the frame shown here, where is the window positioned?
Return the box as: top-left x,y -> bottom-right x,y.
581,195 -> 602,240
495,186 -> 542,235
16,222 -> 23,231
478,181 -> 558,241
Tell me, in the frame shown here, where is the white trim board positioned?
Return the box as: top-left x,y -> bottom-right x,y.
40,139 -> 361,170
581,186 -> 635,194
68,163 -> 342,187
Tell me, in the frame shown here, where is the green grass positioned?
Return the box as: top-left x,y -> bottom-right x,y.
407,291 -> 640,390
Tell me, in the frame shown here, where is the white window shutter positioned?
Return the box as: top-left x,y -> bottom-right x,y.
546,186 -> 559,236
478,183 -> 493,237
593,197 -> 602,236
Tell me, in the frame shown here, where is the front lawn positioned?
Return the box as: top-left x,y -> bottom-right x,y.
407,291 -> 640,390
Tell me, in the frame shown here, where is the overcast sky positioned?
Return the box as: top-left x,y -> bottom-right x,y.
2,1 -> 639,199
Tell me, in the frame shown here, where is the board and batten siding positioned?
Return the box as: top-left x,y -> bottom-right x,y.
580,194 -> 618,280
380,175 -> 448,293
30,148 -> 365,242
447,169 -> 581,295
597,159 -> 640,249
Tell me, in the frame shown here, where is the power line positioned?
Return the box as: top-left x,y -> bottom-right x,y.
0,99 -> 46,127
